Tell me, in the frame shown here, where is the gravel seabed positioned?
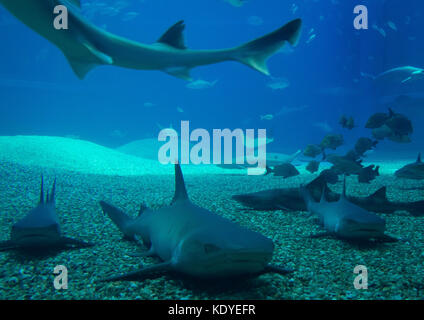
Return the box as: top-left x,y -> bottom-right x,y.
0,136 -> 423,300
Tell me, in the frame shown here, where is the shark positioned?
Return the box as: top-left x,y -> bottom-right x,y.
217,150 -> 302,171
300,178 -> 397,242
99,163 -> 292,282
0,0 -> 302,80
395,153 -> 424,180
233,174 -> 424,216
0,176 -> 94,252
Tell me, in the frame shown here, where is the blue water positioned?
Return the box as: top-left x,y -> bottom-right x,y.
1,0 -> 424,301
0,0 -> 421,158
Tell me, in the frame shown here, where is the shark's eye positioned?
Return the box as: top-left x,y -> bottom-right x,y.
204,244 -> 220,254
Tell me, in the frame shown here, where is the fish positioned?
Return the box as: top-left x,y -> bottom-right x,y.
320,134 -> 344,150
143,102 -> 155,108
306,160 -> 320,174
267,77 -> 290,90
354,137 -> 378,157
0,176 -> 93,252
99,163 -> 292,281
325,153 -> 363,176
218,150 -> 301,171
260,114 -> 274,121
264,150 -> 302,166
372,124 -> 393,140
303,144 -> 322,158
339,115 -> 355,130
363,66 -> 424,85
0,0 -> 302,80
301,178 -> 396,242
387,21 -> 397,31
186,79 -> 218,90
368,109 -> 413,143
358,165 -> 380,184
267,163 -> 299,178
365,112 -> 390,129
385,110 -> 413,137
395,153 -> 424,180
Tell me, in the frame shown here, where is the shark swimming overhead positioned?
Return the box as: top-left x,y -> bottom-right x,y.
99,163 -> 292,282
0,176 -> 94,252
0,0 -> 302,80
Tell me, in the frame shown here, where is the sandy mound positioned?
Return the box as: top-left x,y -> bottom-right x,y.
116,138 -> 164,160
0,136 -> 240,176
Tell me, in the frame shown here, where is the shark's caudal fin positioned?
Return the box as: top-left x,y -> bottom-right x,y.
233,19 -> 302,75
99,201 -> 134,238
171,163 -> 189,204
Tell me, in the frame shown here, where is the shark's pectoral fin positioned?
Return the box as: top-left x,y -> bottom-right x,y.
99,262 -> 172,282
164,67 -> 192,81
262,264 -> 295,276
64,42 -> 113,79
0,240 -> 19,252
374,234 -> 400,243
307,231 -> 333,239
59,236 -> 94,248
65,58 -> 98,80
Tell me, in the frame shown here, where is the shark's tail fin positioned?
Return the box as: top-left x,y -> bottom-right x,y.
233,19 -> 302,75
99,201 -> 134,239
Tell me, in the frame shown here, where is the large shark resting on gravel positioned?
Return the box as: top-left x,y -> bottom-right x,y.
0,0 -> 302,80
99,163 -> 292,282
0,176 -> 93,252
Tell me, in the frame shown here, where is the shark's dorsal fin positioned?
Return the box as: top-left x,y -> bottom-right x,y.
40,175 -> 44,204
417,153 -> 422,163
157,20 -> 187,49
172,163 -> 188,204
49,178 -> 56,204
368,187 -> 387,202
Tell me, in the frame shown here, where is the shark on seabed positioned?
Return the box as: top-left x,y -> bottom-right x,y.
0,176 -> 94,254
99,163 -> 293,282
0,0 -> 302,80
300,177 -> 398,243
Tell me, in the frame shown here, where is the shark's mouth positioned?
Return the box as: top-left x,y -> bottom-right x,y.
177,249 -> 273,278
338,225 -> 386,239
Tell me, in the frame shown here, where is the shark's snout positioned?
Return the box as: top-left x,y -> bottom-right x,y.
173,230 -> 274,278
337,215 -> 386,239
